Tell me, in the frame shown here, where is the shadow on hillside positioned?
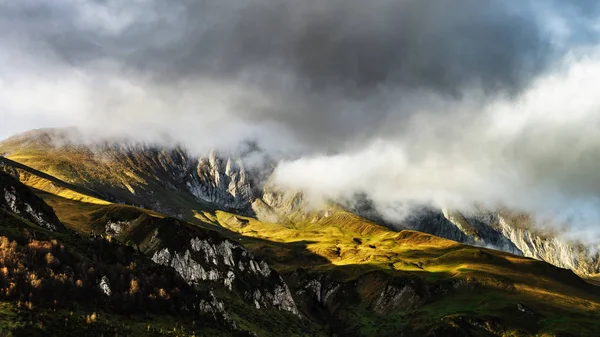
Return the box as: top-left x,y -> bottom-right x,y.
34,190 -> 600,297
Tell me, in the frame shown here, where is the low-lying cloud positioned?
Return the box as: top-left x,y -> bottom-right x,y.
2,0 -> 600,243
274,52 -> 600,243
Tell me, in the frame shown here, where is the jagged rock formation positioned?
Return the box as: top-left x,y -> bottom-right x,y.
404,207 -> 600,277
482,212 -> 600,277
187,152 -> 254,211
252,180 -> 307,223
92,209 -> 299,315
151,239 -> 298,314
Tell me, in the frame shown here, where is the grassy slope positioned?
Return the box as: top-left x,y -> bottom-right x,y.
213,210 -> 600,311
0,132 -> 223,221
241,205 -> 600,326
18,182 -> 600,336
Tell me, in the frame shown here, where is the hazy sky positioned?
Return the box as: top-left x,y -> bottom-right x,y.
2,0 -> 600,242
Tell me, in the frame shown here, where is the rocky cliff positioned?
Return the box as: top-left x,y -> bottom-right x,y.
187,151 -> 255,211
90,208 -> 299,315
403,207 -> 600,277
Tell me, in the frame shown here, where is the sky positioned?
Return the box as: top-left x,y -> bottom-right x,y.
2,0 -> 600,243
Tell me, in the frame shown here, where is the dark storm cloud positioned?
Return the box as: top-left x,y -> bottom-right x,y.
4,0 -> 595,93
1,0 -> 599,149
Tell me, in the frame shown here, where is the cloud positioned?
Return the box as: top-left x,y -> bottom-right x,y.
273,51 -> 600,243
2,0 -> 598,146
2,0 -> 600,242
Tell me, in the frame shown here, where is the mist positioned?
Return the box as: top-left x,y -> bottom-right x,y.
2,0 -> 600,243
274,52 -> 600,244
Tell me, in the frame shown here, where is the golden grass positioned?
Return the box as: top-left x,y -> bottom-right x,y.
2,142 -> 149,194
213,209 -> 600,311
18,173 -> 109,205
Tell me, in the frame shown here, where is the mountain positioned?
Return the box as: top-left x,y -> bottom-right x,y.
0,129 -> 257,217
2,128 -> 600,336
3,129 -> 598,279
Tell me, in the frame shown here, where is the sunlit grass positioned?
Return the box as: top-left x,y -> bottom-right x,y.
18,173 -> 110,205
212,209 -> 600,314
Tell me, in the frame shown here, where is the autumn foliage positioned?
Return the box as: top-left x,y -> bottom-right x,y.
0,235 -> 199,315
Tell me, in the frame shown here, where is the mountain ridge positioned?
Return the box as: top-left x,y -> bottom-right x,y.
3,128 -> 600,335
2,128 -> 599,278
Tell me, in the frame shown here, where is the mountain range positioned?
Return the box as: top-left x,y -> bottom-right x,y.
1,128 -> 600,336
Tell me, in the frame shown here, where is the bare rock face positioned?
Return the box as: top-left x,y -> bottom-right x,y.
289,269 -> 469,329
187,152 -> 254,211
151,234 -> 299,315
404,207 -> 600,277
98,212 -> 299,316
0,171 -> 66,232
0,158 -> 19,178
253,180 -> 307,223
371,283 -> 420,315
491,213 -> 600,277
99,275 -> 112,296
198,291 -> 239,330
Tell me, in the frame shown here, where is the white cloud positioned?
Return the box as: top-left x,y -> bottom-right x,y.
273,50 -> 600,244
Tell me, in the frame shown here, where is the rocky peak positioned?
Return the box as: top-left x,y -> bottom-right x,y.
492,213 -> 600,277
190,151 -> 255,212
